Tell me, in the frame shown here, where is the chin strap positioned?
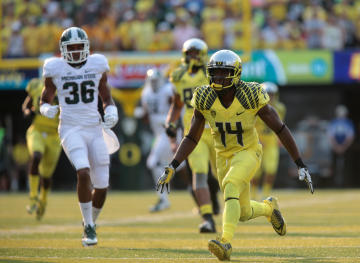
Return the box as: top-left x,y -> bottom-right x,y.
211,82 -> 222,91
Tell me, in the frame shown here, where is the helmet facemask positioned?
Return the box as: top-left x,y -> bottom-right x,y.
61,42 -> 89,64
207,66 -> 241,91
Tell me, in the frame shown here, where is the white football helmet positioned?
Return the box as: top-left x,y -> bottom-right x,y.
262,82 -> 278,94
207,50 -> 242,90
59,27 -> 90,64
145,68 -> 163,92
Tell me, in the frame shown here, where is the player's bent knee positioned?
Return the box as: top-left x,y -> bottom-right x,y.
194,173 -> 208,189
239,207 -> 252,222
92,165 -> 109,189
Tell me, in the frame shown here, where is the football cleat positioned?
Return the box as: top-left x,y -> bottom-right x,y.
82,224 -> 97,247
208,238 -> 232,261
26,197 -> 38,214
199,218 -> 216,233
264,197 -> 287,236
35,200 -> 46,220
149,199 -> 170,213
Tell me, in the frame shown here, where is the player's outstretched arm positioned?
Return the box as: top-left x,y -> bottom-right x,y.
258,104 -> 314,194
39,78 -> 58,119
165,93 -> 184,138
157,109 -> 205,193
99,73 -> 118,129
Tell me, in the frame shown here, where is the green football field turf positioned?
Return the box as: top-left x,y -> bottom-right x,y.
0,189 -> 359,262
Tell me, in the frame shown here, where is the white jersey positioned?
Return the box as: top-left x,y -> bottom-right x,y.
141,82 -> 173,135
43,54 -> 110,126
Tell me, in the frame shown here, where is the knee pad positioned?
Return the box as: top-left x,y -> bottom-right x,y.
90,165 -> 109,189
194,173 -> 208,189
224,182 -> 240,201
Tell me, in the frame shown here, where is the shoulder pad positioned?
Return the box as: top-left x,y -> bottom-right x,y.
170,64 -> 188,83
88,54 -> 110,72
235,81 -> 261,110
43,57 -> 63,78
193,85 -> 217,111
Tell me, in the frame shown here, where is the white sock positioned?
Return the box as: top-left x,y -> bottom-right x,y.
92,207 -> 102,223
79,201 -> 94,226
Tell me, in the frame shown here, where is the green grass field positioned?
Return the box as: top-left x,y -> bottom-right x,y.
1,189 -> 360,262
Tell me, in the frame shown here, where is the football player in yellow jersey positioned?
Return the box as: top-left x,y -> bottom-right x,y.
252,82 -> 286,200
22,78 -> 61,220
165,38 -> 218,233
157,50 -> 314,261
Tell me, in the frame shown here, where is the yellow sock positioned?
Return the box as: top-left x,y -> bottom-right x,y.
39,187 -> 50,203
222,199 -> 239,243
199,204 -> 213,216
263,182 -> 272,198
29,175 -> 40,199
249,200 -> 272,219
222,183 -> 240,243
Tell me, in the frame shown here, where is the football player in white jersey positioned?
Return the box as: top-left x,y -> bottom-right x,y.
138,68 -> 174,212
39,27 -> 118,247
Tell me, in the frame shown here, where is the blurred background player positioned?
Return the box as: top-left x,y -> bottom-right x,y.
136,68 -> 173,212
40,27 -> 118,246
252,82 -> 286,200
22,77 -> 61,220
157,50 -> 313,261
165,38 -> 217,233
327,104 -> 355,187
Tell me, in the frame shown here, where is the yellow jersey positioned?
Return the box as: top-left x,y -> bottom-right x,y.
255,100 -> 286,147
26,78 -> 59,133
191,80 -> 269,158
170,63 -> 208,133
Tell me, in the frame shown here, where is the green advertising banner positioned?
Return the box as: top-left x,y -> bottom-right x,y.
277,50 -> 333,84
241,50 -> 333,84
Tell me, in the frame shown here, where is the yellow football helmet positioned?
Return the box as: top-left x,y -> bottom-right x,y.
181,38 -> 208,67
207,50 -> 242,91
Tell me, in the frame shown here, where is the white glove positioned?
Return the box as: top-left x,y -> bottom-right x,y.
40,103 -> 58,119
103,105 -> 118,129
298,167 -> 314,194
156,165 -> 175,194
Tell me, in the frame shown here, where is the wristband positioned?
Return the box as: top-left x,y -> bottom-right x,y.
295,158 -> 306,168
276,123 -> 286,134
170,159 -> 180,169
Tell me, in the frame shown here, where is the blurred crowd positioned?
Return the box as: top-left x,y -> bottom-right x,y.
2,0 -> 360,57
